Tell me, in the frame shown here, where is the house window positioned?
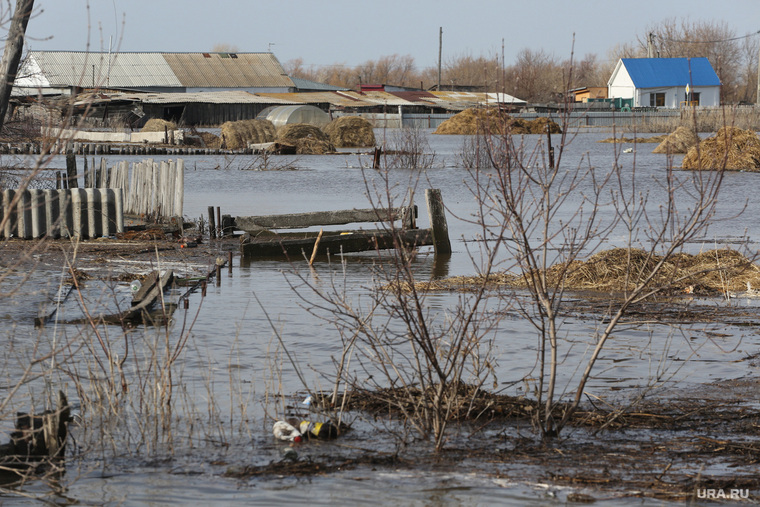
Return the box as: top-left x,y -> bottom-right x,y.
687,92 -> 700,105
649,93 -> 665,107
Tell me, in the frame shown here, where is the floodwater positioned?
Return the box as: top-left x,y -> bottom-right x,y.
2,129 -> 760,505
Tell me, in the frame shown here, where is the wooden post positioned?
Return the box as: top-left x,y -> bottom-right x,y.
546,122 -> 554,169
66,152 -> 78,188
425,188 -> 451,255
216,206 -> 221,237
228,251 -> 233,274
373,147 -> 382,169
207,206 -> 216,240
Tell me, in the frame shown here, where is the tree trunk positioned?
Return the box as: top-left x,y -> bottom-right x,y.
0,0 -> 34,132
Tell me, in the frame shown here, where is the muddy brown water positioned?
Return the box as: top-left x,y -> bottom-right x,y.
1,130 -> 759,504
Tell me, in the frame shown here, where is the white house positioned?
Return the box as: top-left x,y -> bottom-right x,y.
608,58 -> 721,108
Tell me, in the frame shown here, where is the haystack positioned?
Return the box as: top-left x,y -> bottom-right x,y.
434,108 -> 561,135
652,126 -> 700,154
141,119 -> 177,132
434,108 -> 506,135
220,119 -> 276,150
682,126 -> 760,171
323,116 -> 376,147
276,123 -> 335,154
509,117 -> 562,134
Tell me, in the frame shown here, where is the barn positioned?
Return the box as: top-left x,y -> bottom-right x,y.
607,58 -> 721,108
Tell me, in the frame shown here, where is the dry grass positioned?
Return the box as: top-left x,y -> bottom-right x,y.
276,123 -> 335,154
220,119 -> 276,150
434,108 -> 561,135
323,116 -> 376,147
652,126 -> 700,154
397,248 -> 760,296
141,119 -> 177,132
681,126 -> 760,171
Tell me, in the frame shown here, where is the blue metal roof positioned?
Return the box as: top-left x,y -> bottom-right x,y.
621,58 -> 721,88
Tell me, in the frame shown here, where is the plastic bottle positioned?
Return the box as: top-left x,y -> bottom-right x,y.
130,279 -> 142,294
299,420 -> 339,440
272,420 -> 302,442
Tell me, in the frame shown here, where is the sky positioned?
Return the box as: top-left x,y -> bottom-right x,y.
22,0 -> 760,71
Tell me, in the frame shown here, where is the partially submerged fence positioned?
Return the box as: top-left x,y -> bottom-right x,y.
84,158 -> 184,217
0,188 -> 124,239
2,158 -> 184,239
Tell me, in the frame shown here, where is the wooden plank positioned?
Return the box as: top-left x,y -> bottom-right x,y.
234,206 -> 414,232
241,229 -> 433,258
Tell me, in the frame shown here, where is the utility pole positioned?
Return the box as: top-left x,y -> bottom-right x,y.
437,27 -> 442,91
647,33 -> 655,58
0,0 -> 34,132
756,42 -> 760,105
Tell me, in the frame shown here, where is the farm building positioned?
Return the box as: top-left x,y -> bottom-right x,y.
607,58 -> 721,108
13,51 -> 296,95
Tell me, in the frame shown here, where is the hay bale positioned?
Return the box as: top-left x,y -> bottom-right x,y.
652,126 -> 700,154
434,108 -> 561,135
323,116 -> 376,147
682,126 -> 760,171
141,119 -> 177,133
276,123 -> 335,154
220,119 -> 276,150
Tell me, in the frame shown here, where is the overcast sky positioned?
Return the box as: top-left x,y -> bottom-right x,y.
24,0 -> 760,70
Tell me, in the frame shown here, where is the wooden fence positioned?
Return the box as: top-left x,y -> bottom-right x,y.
83,158 -> 184,218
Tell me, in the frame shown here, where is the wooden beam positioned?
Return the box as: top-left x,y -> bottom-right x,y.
234,206 -> 414,232
241,229 -> 433,258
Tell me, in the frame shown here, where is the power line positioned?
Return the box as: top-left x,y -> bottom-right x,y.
655,29 -> 760,45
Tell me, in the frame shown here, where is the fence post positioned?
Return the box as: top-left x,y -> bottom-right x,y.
425,188 -> 451,255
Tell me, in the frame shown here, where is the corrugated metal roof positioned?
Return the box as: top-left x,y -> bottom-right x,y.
139,91 -> 297,104
290,77 -> 348,91
162,52 -> 293,88
25,51 -> 182,88
621,58 -> 721,88
73,91 -> 300,108
20,51 -> 294,90
258,92 -> 367,108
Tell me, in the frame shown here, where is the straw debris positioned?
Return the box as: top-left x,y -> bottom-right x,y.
220,119 -> 276,150
434,108 -> 561,135
141,119 -> 177,132
652,126 -> 700,154
323,116 -> 376,147
276,123 -> 336,154
399,248 -> 760,296
681,126 -> 760,171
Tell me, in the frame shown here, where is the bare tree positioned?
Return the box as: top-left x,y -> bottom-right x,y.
0,0 -> 33,132
468,106 -> 732,437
